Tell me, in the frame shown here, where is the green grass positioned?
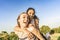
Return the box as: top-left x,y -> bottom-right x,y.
51,33 -> 60,40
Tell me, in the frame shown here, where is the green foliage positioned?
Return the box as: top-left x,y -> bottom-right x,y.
0,31 -> 19,40
57,36 -> 60,40
50,30 -> 55,34
1,31 -> 8,34
9,32 -> 19,40
40,25 -> 51,34
0,25 -> 60,40
51,33 -> 60,40
58,27 -> 60,33
52,26 -> 60,33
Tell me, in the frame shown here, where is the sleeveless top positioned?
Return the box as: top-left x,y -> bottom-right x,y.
15,28 -> 38,40
15,27 -> 38,40
30,19 -> 35,24
30,19 -> 36,27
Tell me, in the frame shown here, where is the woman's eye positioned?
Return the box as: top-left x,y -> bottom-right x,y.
23,17 -> 25,18
29,12 -> 31,14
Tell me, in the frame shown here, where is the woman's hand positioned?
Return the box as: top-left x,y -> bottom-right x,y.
27,24 -> 45,40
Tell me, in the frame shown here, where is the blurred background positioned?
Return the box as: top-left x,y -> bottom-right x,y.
0,0 -> 60,40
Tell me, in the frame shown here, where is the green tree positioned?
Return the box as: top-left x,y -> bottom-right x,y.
40,25 -> 51,34
53,26 -> 60,33
58,26 -> 60,33
1,31 -> 8,34
0,33 -> 4,40
0,31 -> 9,40
9,32 -> 19,40
0,31 -> 19,40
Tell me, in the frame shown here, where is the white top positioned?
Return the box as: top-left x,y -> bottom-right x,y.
15,28 -> 38,40
30,19 -> 35,25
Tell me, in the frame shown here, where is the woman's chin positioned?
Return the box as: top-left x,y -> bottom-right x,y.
22,24 -> 27,27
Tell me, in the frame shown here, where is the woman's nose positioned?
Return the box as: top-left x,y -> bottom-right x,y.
31,14 -> 32,16
24,18 -> 27,22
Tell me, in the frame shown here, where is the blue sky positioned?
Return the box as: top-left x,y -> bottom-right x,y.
0,0 -> 60,32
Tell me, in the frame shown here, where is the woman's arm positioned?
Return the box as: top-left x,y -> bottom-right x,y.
14,26 -> 30,32
27,24 -> 45,40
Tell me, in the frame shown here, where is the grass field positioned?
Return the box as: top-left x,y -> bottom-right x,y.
51,33 -> 60,40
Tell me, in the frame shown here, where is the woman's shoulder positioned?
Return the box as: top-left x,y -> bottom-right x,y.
14,25 -> 19,29
14,25 -> 22,32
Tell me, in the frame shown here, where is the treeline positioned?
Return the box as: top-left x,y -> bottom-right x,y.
0,31 -> 19,40
0,25 -> 60,40
40,25 -> 60,34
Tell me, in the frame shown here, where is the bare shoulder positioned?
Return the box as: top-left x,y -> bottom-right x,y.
14,25 -> 19,30
14,25 -> 22,32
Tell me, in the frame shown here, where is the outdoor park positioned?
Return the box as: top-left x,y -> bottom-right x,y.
0,0 -> 60,40
0,25 -> 60,40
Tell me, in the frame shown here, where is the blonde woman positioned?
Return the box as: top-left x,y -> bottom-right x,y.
14,12 -> 45,40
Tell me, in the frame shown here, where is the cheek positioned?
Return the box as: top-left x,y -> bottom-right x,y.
28,14 -> 30,16
36,21 -> 39,25
18,20 -> 20,23
18,19 -> 23,23
20,18 -> 23,21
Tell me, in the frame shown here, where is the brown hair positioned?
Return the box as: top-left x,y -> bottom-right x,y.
34,15 -> 39,30
34,15 -> 39,23
26,7 -> 35,15
17,12 -> 30,28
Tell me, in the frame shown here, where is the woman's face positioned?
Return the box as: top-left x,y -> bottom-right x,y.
18,14 -> 29,28
27,9 -> 34,18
